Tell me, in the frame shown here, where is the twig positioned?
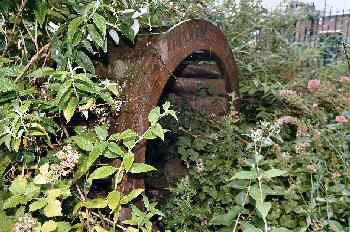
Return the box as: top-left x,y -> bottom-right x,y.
76,185 -> 94,232
2,0 -> 28,56
15,43 -> 51,83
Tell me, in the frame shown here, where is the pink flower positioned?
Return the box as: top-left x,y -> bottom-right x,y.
277,116 -> 297,125
336,115 -> 348,124
307,79 -> 321,92
278,90 -> 297,97
340,76 -> 350,84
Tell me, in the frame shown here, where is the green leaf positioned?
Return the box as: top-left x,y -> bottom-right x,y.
151,123 -> 166,141
107,191 -> 121,210
76,51 -> 95,74
28,67 -> 54,79
130,163 -> 157,174
121,188 -> 144,204
231,171 -> 257,180
87,24 -> 104,48
209,206 -> 242,226
56,222 -> 72,232
41,220 -> 57,232
95,125 -> 108,141
107,142 -> 124,157
148,106 -> 161,126
3,195 -> 25,209
83,198 -> 107,209
88,166 -> 117,181
123,153 -> 134,173
249,184 -> 266,202
72,135 -> 95,151
93,13 -> 107,37
241,222 -> 263,232
44,199 -> 62,217
74,142 -> 108,181
29,198 -> 48,212
9,176 -> 27,195
262,168 -> 287,179
68,16 -> 85,44
35,0 -> 48,26
256,201 -> 271,220
63,97 -> 79,123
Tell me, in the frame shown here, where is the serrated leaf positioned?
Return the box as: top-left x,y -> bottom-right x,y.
88,166 -> 117,181
29,198 -> 48,212
3,195 -> 24,209
107,191 -> 121,210
107,142 -> 124,157
95,125 -> 108,141
123,153 -> 134,173
83,198 -> 107,209
130,163 -> 157,174
87,24 -> 104,48
41,220 -> 57,232
262,168 -> 287,179
72,135 -> 94,151
76,51 -> 95,74
93,13 -> 107,37
68,16 -> 85,44
44,199 -> 62,217
28,67 -> 54,79
148,106 -> 161,126
63,97 -> 79,122
121,188 -> 144,204
74,142 -> 108,181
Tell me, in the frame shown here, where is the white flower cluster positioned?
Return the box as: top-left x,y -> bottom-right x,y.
49,145 -> 80,182
12,215 -> 36,232
249,122 -> 281,144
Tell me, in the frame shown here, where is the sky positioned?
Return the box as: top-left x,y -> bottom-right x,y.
262,0 -> 350,12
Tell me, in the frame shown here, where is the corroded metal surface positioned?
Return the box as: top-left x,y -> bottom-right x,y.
100,19 -> 240,196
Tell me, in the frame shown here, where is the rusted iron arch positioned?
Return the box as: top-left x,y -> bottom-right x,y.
103,19 -> 240,195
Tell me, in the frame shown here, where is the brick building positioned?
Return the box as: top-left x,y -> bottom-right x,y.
291,1 -> 350,43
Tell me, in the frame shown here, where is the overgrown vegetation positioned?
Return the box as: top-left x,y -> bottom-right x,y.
159,1 -> 350,232
1,0 -> 350,231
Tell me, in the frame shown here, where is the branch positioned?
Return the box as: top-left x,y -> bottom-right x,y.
2,0 -> 28,56
15,43 -> 51,83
